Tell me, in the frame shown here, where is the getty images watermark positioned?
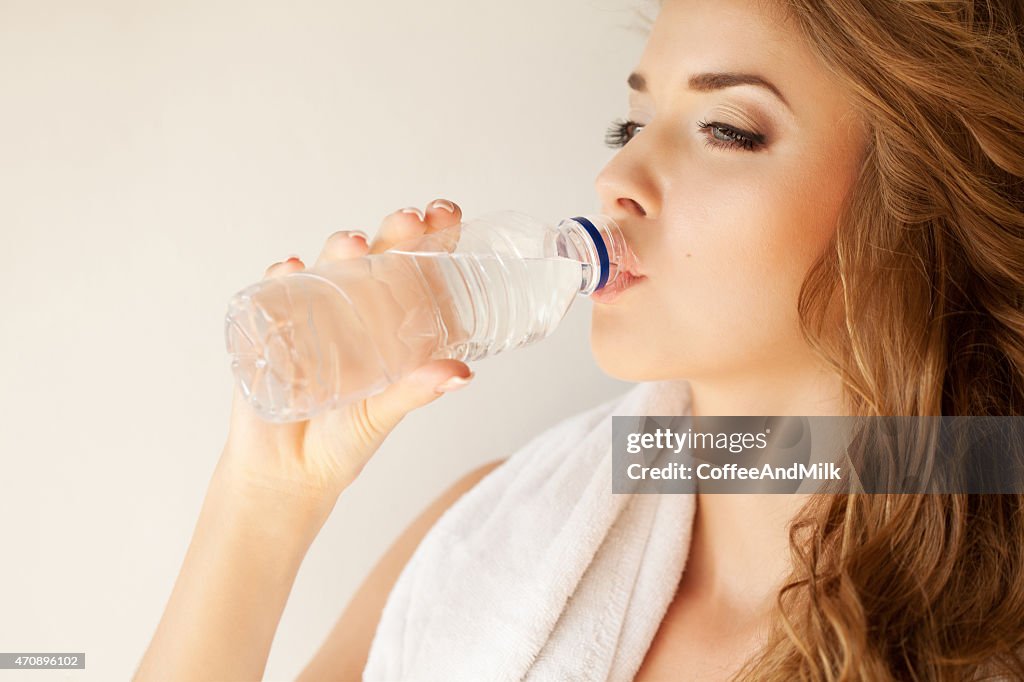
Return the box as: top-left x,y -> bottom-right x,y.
612,415 -> 1024,494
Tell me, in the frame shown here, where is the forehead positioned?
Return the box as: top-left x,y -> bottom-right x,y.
635,0 -> 837,109
643,0 -> 793,64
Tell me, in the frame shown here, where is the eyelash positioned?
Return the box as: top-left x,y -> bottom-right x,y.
604,118 -> 766,152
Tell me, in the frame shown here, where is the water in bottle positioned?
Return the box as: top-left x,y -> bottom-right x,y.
225,210 -> 638,422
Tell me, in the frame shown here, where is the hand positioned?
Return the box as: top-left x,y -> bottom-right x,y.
219,198 -> 474,514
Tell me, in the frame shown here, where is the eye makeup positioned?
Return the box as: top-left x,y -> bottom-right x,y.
604,117 -> 768,152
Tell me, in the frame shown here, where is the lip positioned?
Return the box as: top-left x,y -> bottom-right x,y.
590,270 -> 647,304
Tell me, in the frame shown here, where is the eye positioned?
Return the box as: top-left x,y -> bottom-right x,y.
605,117 -> 768,152
604,118 -> 645,148
696,120 -> 766,152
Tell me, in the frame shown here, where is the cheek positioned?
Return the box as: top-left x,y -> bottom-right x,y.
591,154 -> 854,382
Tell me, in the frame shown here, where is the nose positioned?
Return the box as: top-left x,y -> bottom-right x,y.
614,197 -> 647,217
594,136 -> 662,221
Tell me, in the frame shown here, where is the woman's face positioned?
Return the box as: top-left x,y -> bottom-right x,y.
591,0 -> 867,384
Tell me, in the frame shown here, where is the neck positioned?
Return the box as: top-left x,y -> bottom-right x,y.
684,493 -> 810,614
687,357 -> 848,418
678,359 -> 845,613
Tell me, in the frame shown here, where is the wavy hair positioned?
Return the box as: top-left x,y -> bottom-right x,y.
719,0 -> 1024,679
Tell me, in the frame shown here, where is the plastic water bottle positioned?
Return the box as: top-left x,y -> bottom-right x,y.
224,210 -> 639,422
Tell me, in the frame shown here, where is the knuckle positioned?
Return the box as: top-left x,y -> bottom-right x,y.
351,399 -> 388,443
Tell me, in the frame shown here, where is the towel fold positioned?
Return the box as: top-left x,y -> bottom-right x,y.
363,380 -> 696,682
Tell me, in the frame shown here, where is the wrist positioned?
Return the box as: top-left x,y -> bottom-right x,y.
209,452 -> 344,544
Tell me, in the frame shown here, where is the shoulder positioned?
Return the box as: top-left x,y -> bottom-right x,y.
296,458 -> 505,682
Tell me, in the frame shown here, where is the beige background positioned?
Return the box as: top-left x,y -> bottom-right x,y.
0,0 -> 651,679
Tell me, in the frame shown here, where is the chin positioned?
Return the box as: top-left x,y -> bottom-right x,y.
589,331 -> 667,383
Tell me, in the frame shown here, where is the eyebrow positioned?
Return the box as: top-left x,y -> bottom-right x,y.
627,71 -> 791,111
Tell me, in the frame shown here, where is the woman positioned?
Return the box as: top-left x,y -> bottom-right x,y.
134,0 -> 1024,679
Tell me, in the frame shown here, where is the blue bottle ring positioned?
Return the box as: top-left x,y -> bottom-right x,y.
572,216 -> 610,291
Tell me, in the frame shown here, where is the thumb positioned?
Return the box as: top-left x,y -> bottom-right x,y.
361,359 -> 474,435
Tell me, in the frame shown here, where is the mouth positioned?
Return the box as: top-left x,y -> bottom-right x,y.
620,264 -> 644,279
590,267 -> 647,304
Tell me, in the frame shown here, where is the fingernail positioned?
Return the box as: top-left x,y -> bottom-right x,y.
435,371 -> 475,394
349,230 -> 369,241
428,199 -> 456,214
286,255 -> 302,263
400,206 -> 425,221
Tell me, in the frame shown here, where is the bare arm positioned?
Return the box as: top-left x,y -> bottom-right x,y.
132,198 -> 478,682
296,458 -> 506,682
132,456 -> 335,682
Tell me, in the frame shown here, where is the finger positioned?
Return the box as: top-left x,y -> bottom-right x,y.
263,256 -> 306,279
314,230 -> 371,268
422,198 -> 463,253
370,207 -> 429,255
353,360 -> 475,442
423,198 -> 462,231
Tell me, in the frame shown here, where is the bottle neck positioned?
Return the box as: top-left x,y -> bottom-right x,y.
555,215 -> 639,295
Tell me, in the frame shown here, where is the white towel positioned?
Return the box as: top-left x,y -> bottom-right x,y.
363,379 -> 696,682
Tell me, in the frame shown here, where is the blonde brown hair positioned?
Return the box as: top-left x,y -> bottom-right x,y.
723,0 -> 1024,679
